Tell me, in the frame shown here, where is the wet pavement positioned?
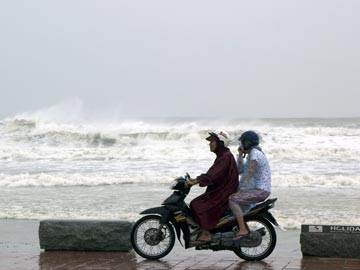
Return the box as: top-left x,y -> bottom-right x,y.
1,250 -> 360,270
1,220 -> 360,269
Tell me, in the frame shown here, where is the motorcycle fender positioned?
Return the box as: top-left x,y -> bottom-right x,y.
140,206 -> 183,246
140,206 -> 169,216
259,211 -> 279,226
259,211 -> 286,231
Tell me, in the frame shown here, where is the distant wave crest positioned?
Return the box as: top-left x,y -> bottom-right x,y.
0,118 -> 210,147
1,172 -> 359,188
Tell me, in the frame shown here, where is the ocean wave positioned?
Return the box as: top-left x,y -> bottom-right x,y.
2,117 -> 360,181
18,131 -> 117,147
1,171 -> 359,188
0,172 -> 173,187
272,173 -> 360,188
267,147 -> 360,162
0,118 -> 208,147
2,117 -> 360,158
2,116 -> 360,146
1,142 -> 359,170
1,119 -> 37,131
2,111 -> 360,230
0,211 -> 141,222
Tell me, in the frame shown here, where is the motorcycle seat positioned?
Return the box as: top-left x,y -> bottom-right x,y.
248,198 -> 277,213
217,198 -> 277,224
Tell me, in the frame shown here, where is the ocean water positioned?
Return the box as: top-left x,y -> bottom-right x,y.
1,113 -> 359,229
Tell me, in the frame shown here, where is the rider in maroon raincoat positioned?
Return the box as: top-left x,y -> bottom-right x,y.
186,131 -> 239,243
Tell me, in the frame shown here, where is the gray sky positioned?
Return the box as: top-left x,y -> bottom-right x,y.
1,0 -> 359,119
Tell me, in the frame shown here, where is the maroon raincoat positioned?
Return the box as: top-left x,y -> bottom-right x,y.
190,147 -> 239,230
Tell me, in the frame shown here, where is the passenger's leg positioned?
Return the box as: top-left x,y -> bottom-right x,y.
229,189 -> 270,239
229,193 -> 249,236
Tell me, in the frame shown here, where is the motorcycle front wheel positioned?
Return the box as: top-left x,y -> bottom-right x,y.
131,214 -> 175,260
233,216 -> 276,261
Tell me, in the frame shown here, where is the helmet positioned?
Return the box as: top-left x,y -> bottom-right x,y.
206,130 -> 231,147
239,131 -> 259,151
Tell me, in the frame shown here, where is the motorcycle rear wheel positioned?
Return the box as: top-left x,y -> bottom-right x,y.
233,216 -> 276,261
131,214 -> 175,260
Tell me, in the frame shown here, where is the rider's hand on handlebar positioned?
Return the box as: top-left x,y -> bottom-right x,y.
185,178 -> 198,187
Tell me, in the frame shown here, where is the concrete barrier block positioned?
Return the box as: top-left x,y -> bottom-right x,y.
300,224 -> 360,258
39,219 -> 133,251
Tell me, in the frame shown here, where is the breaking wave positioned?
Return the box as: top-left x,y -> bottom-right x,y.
1,109 -> 360,189
0,172 -> 359,188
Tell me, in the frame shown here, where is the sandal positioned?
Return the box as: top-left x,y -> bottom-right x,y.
232,232 -> 250,241
191,236 -> 212,246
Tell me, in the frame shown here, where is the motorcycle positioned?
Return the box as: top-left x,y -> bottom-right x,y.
130,174 -> 283,261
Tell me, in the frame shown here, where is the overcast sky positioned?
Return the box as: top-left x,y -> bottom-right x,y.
1,0 -> 359,119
